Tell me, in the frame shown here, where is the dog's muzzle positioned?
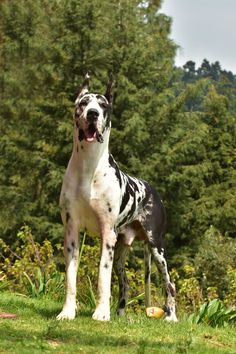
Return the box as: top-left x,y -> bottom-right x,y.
77,109 -> 104,144
78,125 -> 104,144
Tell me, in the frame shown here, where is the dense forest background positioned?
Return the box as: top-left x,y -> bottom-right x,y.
0,0 -> 236,308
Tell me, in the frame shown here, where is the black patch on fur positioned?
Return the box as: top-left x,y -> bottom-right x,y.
104,263 -> 109,269
119,190 -> 130,215
96,131 -> 104,143
79,129 -> 85,141
163,305 -> 171,316
106,244 -> 111,250
141,182 -> 167,250
119,178 -> 138,217
126,194 -> 136,220
119,299 -> 126,309
145,269 -> 150,284
108,154 -> 122,188
168,282 -> 175,297
117,214 -> 129,229
126,176 -> 139,193
107,202 -> 112,212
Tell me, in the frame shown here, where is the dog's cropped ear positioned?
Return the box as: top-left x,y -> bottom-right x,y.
76,73 -> 90,103
104,72 -> 114,105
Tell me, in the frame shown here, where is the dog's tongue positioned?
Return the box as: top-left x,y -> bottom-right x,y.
85,130 -> 97,142
82,125 -> 103,143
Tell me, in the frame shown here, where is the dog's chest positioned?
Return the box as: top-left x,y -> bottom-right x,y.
61,160 -> 121,236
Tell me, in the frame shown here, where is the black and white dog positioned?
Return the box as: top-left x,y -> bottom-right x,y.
57,74 -> 177,322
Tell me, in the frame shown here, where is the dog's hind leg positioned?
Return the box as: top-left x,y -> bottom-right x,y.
141,186 -> 177,321
144,243 -> 151,307
113,235 -> 130,316
57,212 -> 80,320
150,245 -> 177,321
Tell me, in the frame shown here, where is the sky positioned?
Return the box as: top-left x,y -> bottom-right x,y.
160,0 -> 236,73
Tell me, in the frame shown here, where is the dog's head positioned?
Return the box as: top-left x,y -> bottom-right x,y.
74,74 -> 113,143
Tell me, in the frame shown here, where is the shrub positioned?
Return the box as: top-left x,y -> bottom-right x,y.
170,264 -> 203,312
194,226 -> 236,305
0,225 -> 64,299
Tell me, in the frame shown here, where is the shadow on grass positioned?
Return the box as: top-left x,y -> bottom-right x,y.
0,292 -> 110,320
0,293 -> 180,352
0,324 -> 177,352
0,292 -> 62,319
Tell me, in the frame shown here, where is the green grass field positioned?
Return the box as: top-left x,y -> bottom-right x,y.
0,292 -> 235,354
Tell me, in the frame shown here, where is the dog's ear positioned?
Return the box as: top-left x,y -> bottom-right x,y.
104,72 -> 113,105
76,73 -> 90,102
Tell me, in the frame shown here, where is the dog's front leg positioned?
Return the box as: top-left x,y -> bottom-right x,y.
57,215 -> 80,320
92,229 -> 117,321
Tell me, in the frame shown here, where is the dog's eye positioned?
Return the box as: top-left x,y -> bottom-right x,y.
99,102 -> 108,109
79,101 -> 87,109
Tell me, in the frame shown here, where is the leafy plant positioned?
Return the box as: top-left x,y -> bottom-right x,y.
188,299 -> 236,327
78,275 -> 97,311
23,268 -> 65,299
0,271 -> 10,291
0,226 -> 64,299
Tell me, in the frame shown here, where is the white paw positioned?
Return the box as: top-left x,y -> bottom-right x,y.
56,307 -> 76,320
92,305 -> 110,321
117,308 -> 125,316
165,313 -> 178,322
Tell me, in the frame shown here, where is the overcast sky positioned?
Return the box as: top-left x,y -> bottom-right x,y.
160,0 -> 236,73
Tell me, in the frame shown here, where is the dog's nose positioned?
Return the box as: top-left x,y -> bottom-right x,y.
87,108 -> 99,122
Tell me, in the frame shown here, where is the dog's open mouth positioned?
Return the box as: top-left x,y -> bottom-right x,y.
79,125 -> 104,143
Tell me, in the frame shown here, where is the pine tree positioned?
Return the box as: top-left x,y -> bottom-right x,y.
0,0 -> 176,243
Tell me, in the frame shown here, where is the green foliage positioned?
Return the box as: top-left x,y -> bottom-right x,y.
188,299 -> 236,328
171,264 -> 203,312
0,226 -> 64,299
23,268 -> 65,299
170,227 -> 236,313
194,226 -> 236,302
0,0 -> 236,315
0,0 -> 175,244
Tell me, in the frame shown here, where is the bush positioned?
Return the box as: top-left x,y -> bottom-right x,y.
1,224 -> 236,316
170,226 -> 236,314
170,265 -> 203,312
194,226 -> 236,305
0,225 -> 64,299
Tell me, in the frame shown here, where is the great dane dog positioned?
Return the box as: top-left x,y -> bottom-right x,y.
57,74 -> 177,322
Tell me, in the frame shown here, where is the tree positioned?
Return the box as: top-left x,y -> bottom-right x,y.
0,0 -> 176,243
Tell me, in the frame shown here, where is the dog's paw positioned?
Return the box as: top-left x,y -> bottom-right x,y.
117,307 -> 126,316
92,305 -> 110,321
165,313 -> 178,322
56,307 -> 76,321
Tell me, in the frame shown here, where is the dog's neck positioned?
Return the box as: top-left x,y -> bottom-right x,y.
71,125 -> 110,178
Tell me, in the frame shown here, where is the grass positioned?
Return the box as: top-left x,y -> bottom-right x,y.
0,292 -> 236,354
